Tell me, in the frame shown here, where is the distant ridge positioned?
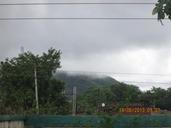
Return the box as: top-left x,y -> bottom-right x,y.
54,71 -> 119,95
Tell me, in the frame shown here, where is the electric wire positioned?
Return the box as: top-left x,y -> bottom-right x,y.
59,70 -> 171,77
0,2 -> 163,21
0,17 -> 164,21
0,2 -> 156,6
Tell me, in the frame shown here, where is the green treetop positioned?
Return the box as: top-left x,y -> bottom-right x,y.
0,48 -> 69,115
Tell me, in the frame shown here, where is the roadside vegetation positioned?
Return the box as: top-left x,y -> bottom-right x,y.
0,48 -> 170,115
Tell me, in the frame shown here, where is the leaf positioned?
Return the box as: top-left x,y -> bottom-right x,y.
152,7 -> 158,15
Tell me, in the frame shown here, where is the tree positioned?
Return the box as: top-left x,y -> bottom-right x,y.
165,87 -> 171,110
139,90 -> 155,107
153,0 -> 171,20
150,87 -> 167,109
77,83 -> 142,114
110,83 -> 141,104
139,87 -> 171,110
77,82 -> 171,115
0,48 -> 69,114
77,86 -> 115,114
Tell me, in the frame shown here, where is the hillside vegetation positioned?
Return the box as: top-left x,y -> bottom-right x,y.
54,71 -> 119,95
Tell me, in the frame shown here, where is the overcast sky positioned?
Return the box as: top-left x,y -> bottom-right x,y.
0,0 -> 171,90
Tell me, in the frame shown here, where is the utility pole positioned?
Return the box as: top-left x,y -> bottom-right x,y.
72,86 -> 77,116
34,66 -> 39,114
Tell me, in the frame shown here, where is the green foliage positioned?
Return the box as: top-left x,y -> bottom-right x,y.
0,48 -> 69,115
153,0 -> 171,20
139,90 -> 154,106
165,87 -> 171,110
77,83 -> 142,114
139,87 -> 171,110
110,83 -> 141,103
151,87 -> 167,109
77,84 -> 171,114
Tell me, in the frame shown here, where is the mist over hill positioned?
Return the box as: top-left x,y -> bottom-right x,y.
54,71 -> 119,95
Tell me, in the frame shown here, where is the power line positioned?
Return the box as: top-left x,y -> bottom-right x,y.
5,70 -> 171,77
122,81 -> 171,85
60,70 -> 171,85
59,70 -> 171,77
0,2 -> 161,21
0,17 -> 162,21
3,70 -> 171,85
0,2 -> 156,6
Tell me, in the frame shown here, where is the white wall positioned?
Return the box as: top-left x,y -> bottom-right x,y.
0,121 -> 24,128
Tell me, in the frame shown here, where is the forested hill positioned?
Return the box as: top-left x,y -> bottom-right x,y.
54,71 -> 119,95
